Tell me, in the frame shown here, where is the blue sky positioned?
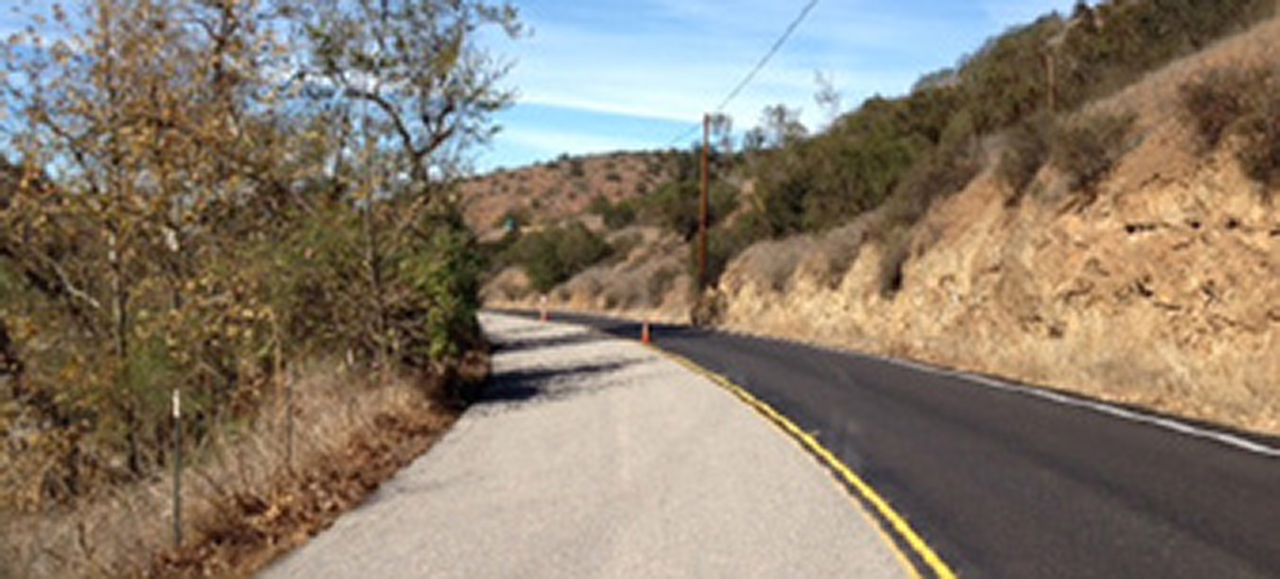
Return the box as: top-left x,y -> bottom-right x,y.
2,1 -> 1080,173
479,0 -> 1080,172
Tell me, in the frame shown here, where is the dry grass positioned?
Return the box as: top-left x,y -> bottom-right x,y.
459,151 -> 679,240
0,360 -> 463,578
712,17 -> 1280,437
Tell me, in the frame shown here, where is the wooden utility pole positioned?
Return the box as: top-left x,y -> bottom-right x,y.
698,113 -> 710,290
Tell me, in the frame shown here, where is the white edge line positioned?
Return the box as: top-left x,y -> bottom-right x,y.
712,327 -> 1280,459
878,354 -> 1280,460
497,314 -> 1280,459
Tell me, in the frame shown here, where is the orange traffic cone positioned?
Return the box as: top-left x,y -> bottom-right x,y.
641,320 -> 651,345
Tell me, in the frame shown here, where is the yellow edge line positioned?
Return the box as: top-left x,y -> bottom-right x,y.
659,348 -> 958,579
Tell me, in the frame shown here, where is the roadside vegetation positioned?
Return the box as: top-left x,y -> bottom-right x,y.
720,0 -> 1275,291
480,0 -> 1276,312
1179,66 -> 1280,191
0,0 -> 518,575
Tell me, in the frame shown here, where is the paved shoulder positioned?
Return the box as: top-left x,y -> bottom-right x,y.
263,313 -> 907,578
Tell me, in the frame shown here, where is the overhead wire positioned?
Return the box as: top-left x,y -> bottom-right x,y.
664,0 -> 820,147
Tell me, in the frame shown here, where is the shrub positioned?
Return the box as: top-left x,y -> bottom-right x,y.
608,232 -> 642,263
508,222 -> 610,293
697,210 -> 770,289
877,226 -> 912,298
881,138 -> 981,230
998,114 -> 1053,197
1237,97 -> 1280,190
1051,110 -> 1136,193
587,194 -> 610,215
646,267 -> 679,306
1180,69 -> 1255,149
605,201 -> 638,229
735,0 -> 1274,241
750,93 -> 942,236
588,195 -> 637,229
567,158 -> 585,178
957,15 -> 1063,134
641,180 -> 737,241
1180,66 -> 1279,191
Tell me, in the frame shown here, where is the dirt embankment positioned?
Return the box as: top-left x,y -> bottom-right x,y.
487,19 -> 1280,436
717,20 -> 1280,435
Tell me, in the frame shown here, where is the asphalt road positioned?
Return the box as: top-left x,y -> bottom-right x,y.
525,309 -> 1280,578
262,313 -> 907,578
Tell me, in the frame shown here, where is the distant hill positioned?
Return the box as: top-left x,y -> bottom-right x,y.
459,150 -> 686,239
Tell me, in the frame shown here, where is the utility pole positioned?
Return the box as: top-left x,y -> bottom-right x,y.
698,113 -> 710,291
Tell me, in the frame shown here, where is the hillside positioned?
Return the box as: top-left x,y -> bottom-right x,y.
484,14 -> 1280,435
459,151 -> 683,238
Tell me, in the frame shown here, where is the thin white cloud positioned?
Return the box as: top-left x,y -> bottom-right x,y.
505,3 -> 941,137
502,125 -> 658,158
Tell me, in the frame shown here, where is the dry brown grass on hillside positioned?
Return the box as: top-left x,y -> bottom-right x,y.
459,151 -> 679,238
0,360 -> 473,578
484,225 -> 696,324
714,17 -> 1280,436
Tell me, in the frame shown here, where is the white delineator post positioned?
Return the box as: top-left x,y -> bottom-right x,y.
172,388 -> 182,548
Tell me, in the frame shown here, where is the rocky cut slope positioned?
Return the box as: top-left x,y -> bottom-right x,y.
715,17 -> 1280,435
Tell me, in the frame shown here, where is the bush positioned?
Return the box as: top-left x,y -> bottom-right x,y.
398,223 -> 485,363
882,138 -> 981,230
641,180 -> 737,241
877,226 -> 912,298
957,15 -> 1063,134
646,267 -> 679,306
1055,0 -> 1274,113
1180,67 -> 1279,191
750,93 -> 944,236
1051,110 -> 1135,193
508,222 -> 611,293
736,0 -> 1274,241
998,114 -> 1053,197
608,232 -> 642,263
698,210 -> 770,289
588,195 -> 637,229
1180,69 -> 1256,149
567,158 -> 585,178
1237,96 -> 1280,190
586,194 -> 610,215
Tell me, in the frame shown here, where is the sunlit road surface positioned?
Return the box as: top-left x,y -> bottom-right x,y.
262,313 -> 907,578
539,309 -> 1280,578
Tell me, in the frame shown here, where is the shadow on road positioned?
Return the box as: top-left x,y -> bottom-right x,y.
478,359 -> 639,408
487,308 -> 707,344
492,328 -> 613,354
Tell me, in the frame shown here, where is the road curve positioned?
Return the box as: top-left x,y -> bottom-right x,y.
261,313 -> 908,578
533,309 -> 1280,578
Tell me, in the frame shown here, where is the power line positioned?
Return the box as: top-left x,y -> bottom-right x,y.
667,121 -> 702,149
665,0 -> 820,147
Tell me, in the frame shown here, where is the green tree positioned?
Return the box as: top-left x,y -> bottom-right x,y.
510,223 -> 611,293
